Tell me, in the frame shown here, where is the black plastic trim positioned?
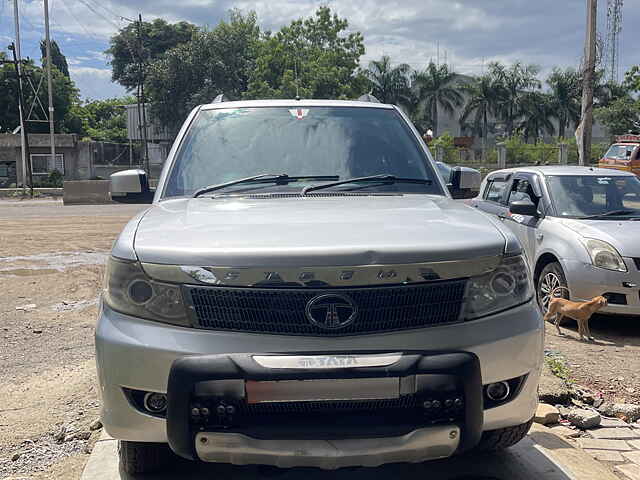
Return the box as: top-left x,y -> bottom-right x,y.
166,350 -> 483,461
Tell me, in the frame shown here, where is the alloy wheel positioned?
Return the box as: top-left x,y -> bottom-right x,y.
539,272 -> 563,313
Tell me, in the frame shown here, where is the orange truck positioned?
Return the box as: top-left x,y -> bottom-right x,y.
598,134 -> 640,176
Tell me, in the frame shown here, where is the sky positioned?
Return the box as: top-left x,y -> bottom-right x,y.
1,0 -> 639,101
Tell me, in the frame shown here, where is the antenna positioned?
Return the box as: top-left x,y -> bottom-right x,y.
604,0 -> 624,83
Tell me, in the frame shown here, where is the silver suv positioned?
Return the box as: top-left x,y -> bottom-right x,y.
97,99 -> 543,474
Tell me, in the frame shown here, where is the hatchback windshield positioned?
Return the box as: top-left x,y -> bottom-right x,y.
547,175 -> 640,218
163,106 -> 442,197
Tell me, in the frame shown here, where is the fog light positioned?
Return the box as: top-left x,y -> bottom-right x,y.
485,381 -> 510,402
143,392 -> 167,413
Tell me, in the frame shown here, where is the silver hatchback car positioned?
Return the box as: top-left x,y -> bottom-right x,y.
471,166 -> 640,316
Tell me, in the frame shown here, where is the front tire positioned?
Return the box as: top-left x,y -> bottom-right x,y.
475,419 -> 533,452
537,262 -> 569,324
118,440 -> 174,474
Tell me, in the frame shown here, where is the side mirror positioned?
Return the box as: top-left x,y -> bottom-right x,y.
509,198 -> 538,217
449,166 -> 481,199
110,169 -> 152,203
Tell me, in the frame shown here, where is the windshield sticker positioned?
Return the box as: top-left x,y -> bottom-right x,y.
289,108 -> 309,120
597,177 -> 611,184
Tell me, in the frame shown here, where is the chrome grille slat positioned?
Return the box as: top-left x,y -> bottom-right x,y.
186,279 -> 467,336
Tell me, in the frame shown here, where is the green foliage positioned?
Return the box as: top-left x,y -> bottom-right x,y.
67,97 -> 136,142
518,91 -> 555,142
623,65 -> 640,93
545,355 -> 571,383
40,39 -> 70,78
0,53 -> 78,134
244,7 -> 366,100
460,73 -> 503,142
106,18 -> 197,91
363,55 -> 411,106
412,62 -> 463,136
146,10 -> 261,132
594,97 -> 640,138
431,132 -> 457,163
546,68 -> 581,138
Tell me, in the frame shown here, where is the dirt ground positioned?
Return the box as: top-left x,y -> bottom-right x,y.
0,200 -> 145,480
1,198 -> 640,479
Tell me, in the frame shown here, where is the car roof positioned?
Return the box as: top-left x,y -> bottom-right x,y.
200,99 -> 396,110
488,165 -> 636,178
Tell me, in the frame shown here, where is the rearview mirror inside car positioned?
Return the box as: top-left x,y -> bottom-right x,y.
110,169 -> 153,203
448,166 -> 481,199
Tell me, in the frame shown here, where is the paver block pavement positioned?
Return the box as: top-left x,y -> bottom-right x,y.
578,438 -> 632,451
616,464 -> 640,480
601,417 -> 631,428
623,451 -> 640,465
587,449 -> 625,462
589,428 -> 640,440
629,440 -> 640,449
549,425 -> 581,438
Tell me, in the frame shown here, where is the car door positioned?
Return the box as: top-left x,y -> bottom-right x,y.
472,172 -> 511,218
502,173 -> 544,262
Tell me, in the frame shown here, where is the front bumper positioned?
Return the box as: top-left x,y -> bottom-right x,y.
96,300 -> 542,447
166,351 -> 483,465
565,259 -> 640,316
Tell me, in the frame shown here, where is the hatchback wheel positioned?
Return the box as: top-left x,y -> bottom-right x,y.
537,262 -> 569,323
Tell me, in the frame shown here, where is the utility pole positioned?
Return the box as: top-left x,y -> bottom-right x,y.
12,0 -> 27,188
43,0 -> 56,173
137,14 -> 150,175
4,43 -> 33,196
578,0 -> 598,166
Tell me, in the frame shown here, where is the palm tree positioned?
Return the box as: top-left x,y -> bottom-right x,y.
547,68 -> 581,138
460,73 -> 504,158
489,61 -> 540,136
518,92 -> 555,143
412,62 -> 463,137
364,55 -> 412,106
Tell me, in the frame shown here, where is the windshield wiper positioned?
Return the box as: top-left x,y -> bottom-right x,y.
193,174 -> 339,197
580,209 -> 638,219
301,174 -> 432,195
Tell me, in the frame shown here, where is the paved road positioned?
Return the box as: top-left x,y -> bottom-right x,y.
82,426 -> 616,480
0,199 -> 148,218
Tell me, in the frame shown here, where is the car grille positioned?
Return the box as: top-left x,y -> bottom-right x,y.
185,279 -> 467,336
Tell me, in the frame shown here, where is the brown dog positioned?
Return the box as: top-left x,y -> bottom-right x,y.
543,288 -> 608,341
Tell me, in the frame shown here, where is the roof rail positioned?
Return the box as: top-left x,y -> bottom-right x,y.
357,93 -> 380,103
212,94 -> 229,103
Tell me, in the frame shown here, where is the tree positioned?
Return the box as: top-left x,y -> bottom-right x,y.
518,92 -> 555,143
245,7 -> 366,100
67,97 -> 136,142
40,39 -> 69,77
546,68 -> 581,138
460,73 -> 504,156
412,62 -> 463,137
0,52 -> 78,134
364,55 -> 411,105
145,11 -> 261,131
489,61 -> 540,136
106,18 -> 197,91
595,97 -> 640,136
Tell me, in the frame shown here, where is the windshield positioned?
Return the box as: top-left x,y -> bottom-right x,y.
163,106 -> 442,197
547,175 -> 640,218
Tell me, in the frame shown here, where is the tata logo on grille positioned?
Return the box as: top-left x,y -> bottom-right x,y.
305,294 -> 357,330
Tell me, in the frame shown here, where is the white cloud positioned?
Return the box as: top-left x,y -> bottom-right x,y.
69,66 -> 126,100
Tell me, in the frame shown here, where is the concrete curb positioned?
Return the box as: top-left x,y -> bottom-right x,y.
80,425 -> 618,480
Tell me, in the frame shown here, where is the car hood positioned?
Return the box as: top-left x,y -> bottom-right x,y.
560,218 -> 640,257
133,195 -> 507,266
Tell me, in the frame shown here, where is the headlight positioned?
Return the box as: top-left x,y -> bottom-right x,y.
103,257 -> 189,326
581,238 -> 627,272
462,254 -> 533,320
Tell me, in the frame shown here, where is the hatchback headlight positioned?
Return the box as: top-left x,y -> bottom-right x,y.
581,238 -> 627,272
103,257 -> 189,326
462,254 -> 533,320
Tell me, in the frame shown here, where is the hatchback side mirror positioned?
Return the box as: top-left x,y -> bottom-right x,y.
449,166 -> 481,199
110,169 -> 152,203
509,198 -> 538,217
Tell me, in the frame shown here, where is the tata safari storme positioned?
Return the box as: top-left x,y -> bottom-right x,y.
97,99 -> 543,474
